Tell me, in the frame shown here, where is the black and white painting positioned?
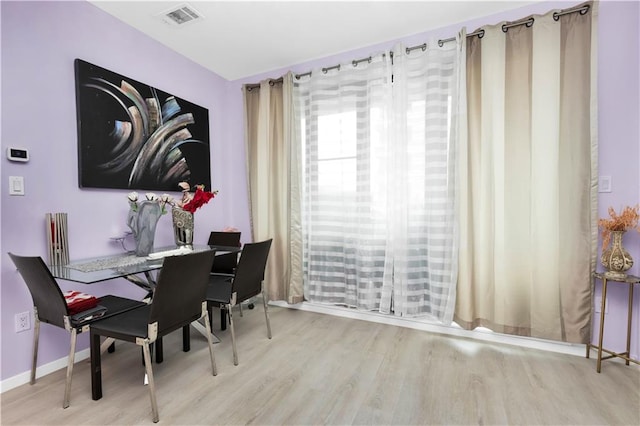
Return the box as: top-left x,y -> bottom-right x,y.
74,59 -> 211,191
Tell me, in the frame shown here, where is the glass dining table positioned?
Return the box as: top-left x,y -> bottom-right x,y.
49,244 -> 241,348
49,244 -> 239,285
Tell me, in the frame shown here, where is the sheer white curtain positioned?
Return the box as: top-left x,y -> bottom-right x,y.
455,4 -> 597,342
380,34 -> 465,322
293,54 -> 392,310
293,44 -> 463,321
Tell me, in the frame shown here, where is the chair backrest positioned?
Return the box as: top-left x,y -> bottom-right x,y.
8,253 -> 69,328
149,249 -> 216,335
232,239 -> 272,304
207,231 -> 241,274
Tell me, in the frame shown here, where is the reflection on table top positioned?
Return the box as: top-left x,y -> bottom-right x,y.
49,245 -> 240,284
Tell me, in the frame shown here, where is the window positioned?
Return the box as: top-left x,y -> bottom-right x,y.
293,45 -> 460,322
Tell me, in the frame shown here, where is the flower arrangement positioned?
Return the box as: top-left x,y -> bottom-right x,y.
127,192 -> 172,214
126,183 -> 218,215
174,182 -> 218,214
598,204 -> 640,250
124,184 -> 217,253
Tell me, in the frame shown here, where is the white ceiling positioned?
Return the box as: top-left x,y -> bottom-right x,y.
89,0 -> 539,80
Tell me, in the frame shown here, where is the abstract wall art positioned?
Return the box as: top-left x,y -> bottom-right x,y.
74,59 -> 211,191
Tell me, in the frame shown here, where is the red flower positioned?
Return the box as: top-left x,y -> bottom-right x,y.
182,187 -> 217,213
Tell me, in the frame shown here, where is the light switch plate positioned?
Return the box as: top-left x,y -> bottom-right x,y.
598,175 -> 612,193
9,176 -> 25,196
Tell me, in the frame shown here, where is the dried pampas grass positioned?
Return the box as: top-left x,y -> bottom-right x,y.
598,204 -> 640,249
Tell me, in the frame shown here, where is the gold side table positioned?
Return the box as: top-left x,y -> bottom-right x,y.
586,272 -> 640,373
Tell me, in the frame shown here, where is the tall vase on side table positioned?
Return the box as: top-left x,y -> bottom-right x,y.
601,230 -> 634,280
172,207 -> 194,248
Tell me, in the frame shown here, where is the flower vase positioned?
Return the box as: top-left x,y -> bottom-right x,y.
127,201 -> 162,257
172,207 -> 194,248
601,230 -> 634,280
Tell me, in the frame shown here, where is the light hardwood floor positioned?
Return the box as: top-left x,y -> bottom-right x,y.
1,301 -> 639,425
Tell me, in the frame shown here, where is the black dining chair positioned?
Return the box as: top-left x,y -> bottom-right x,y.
207,231 -> 241,274
206,239 -> 272,366
7,252 -> 146,409
89,249 -> 217,423
207,231 -> 241,329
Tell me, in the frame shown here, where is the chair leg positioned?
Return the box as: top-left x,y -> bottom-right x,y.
30,317 -> 40,385
182,325 -> 190,352
238,303 -> 243,317
208,305 -> 215,330
202,310 -> 217,376
63,328 -> 78,409
155,338 -> 163,363
262,290 -> 272,339
228,304 -> 238,366
142,341 -> 159,423
220,306 -> 227,330
90,330 -> 103,401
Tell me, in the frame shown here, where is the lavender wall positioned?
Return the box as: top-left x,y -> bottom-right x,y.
229,0 -> 640,358
2,0 -> 638,386
0,0 -> 251,381
595,0 -> 640,360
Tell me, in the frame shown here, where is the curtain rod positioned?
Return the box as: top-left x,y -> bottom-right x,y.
436,3 -> 590,47
291,27 -> 479,79
245,77 -> 283,91
295,54 -> 378,80
318,55 -> 373,74
244,54 -> 375,89
553,3 -> 590,20
246,2 -> 590,85
437,29 -> 485,47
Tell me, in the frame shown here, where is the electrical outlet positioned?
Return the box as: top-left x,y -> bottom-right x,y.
15,311 -> 31,333
594,296 -> 608,314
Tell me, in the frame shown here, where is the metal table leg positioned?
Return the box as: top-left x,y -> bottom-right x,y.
596,278 -> 608,373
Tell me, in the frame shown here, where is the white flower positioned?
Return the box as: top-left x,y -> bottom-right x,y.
178,182 -> 191,192
127,191 -> 175,216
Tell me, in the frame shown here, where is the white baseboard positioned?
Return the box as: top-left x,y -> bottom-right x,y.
270,300 -> 587,357
0,348 -> 90,394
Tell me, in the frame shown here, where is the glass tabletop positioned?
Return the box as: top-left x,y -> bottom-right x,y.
49,245 -> 240,284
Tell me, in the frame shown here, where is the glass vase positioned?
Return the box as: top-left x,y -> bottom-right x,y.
172,207 -> 194,248
601,230 -> 634,280
127,201 -> 162,257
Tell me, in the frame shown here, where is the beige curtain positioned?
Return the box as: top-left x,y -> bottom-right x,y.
455,3 -> 597,343
243,73 -> 304,303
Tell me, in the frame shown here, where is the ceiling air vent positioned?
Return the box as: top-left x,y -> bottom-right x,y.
158,3 -> 203,27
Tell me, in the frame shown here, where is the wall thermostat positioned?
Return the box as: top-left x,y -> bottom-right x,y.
7,147 -> 29,162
